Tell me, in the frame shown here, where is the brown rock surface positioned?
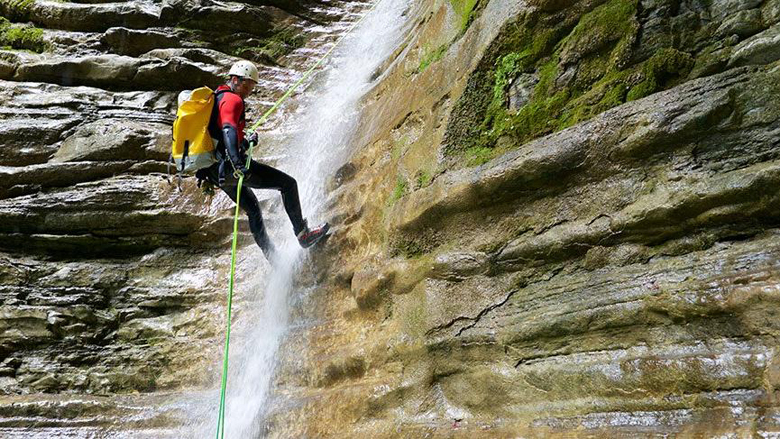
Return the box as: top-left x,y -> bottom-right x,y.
262,0 -> 780,437
0,0 -> 369,436
4,0 -> 780,436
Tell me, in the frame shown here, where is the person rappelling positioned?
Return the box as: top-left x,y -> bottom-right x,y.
171,60 -> 330,260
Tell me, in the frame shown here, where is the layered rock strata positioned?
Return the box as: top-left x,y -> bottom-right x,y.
4,0 -> 780,435
265,0 -> 780,437
0,0 -> 369,434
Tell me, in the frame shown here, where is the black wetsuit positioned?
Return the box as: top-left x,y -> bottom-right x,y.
196,85 -> 305,258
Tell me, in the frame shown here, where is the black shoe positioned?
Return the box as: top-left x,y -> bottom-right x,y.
296,220 -> 330,248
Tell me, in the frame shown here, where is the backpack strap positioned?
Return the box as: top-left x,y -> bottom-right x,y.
209,88 -> 247,156
208,89 -> 231,143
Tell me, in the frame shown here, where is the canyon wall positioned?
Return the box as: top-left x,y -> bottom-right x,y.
270,0 -> 780,436
3,0 -> 780,436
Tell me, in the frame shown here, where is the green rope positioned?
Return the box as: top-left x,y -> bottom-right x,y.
214,1 -> 383,438
216,174 -> 243,439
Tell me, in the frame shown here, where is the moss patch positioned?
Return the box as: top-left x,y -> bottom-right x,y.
449,0 -> 481,32
415,169 -> 432,188
490,0 -> 639,145
627,48 -> 694,101
0,0 -> 34,22
441,0 -> 706,165
417,44 -> 448,73
0,17 -> 46,53
442,0 -> 711,168
233,26 -> 306,63
388,176 -> 408,207
558,0 -> 637,67
465,145 -> 495,166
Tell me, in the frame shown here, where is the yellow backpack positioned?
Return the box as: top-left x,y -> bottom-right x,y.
170,87 -> 219,176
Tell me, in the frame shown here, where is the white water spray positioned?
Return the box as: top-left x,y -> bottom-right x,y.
198,1 -> 411,437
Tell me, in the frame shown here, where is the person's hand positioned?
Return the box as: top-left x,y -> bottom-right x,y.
228,153 -> 250,177
200,180 -> 216,196
247,131 -> 259,146
234,160 -> 250,177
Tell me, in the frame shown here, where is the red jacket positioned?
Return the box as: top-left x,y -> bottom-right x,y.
213,85 -> 245,144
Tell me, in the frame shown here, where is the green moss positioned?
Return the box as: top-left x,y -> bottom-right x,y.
0,17 -> 47,53
416,169 -> 432,188
556,69 -> 631,129
417,44 -> 448,73
233,26 -> 306,62
449,0 -> 480,32
4,25 -> 43,49
492,52 -> 524,102
0,0 -> 34,21
452,0 -> 643,158
627,48 -> 694,101
560,0 -> 637,67
596,82 -> 630,111
443,0 -> 715,170
388,176 -> 408,207
464,145 -> 495,166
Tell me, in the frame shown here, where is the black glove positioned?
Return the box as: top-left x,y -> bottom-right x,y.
248,131 -> 259,146
234,160 -> 250,176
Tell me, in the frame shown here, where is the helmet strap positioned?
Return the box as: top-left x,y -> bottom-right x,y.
228,75 -> 243,92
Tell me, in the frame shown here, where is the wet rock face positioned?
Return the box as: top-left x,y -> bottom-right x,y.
0,249 -> 223,394
265,0 -> 780,437
4,0 -> 780,436
0,0 -> 362,431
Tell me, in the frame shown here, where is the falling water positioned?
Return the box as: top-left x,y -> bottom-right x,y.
191,0 -> 412,437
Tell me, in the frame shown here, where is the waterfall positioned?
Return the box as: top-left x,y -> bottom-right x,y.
188,0 -> 412,437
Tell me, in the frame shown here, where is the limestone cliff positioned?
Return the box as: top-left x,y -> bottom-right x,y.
269,0 -> 780,437
2,0 -> 780,436
0,0 -> 366,435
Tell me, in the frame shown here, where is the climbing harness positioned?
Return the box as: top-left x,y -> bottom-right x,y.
214,1 -> 384,437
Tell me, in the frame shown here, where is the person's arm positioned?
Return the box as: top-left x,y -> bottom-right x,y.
219,96 -> 248,173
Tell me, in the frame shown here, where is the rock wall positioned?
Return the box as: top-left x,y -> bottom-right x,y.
4,0 -> 780,436
268,0 -> 780,437
0,0 -> 367,434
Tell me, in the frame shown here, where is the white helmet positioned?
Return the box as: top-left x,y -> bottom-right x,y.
228,60 -> 259,83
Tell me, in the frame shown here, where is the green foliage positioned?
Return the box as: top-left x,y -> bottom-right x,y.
560,0 -> 637,65
481,58 -> 569,148
444,0 -> 706,169
417,44 -> 448,73
0,17 -> 47,52
492,52 -> 524,102
555,69 -> 631,129
453,0 -> 644,160
466,145 -> 495,166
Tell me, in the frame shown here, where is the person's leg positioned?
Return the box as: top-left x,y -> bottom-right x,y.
242,160 -> 306,235
221,182 -> 276,259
